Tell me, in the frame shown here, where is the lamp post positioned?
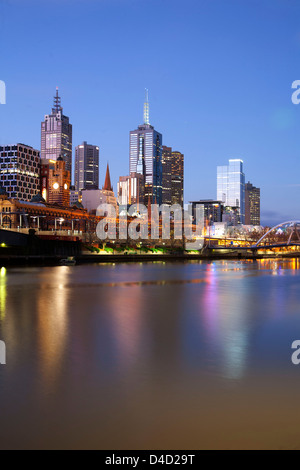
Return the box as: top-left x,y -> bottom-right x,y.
59,218 -> 64,232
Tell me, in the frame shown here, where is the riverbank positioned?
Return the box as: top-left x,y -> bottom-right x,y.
0,250 -> 299,266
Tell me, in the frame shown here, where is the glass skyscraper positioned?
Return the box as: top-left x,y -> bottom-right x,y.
41,88 -> 73,174
129,91 -> 162,205
75,141 -> 99,191
245,181 -> 260,226
217,159 -> 245,224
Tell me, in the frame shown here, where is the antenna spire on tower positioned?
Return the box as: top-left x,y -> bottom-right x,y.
53,87 -> 62,113
143,88 -> 150,125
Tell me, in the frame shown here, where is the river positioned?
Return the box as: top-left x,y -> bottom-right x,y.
0,259 -> 300,449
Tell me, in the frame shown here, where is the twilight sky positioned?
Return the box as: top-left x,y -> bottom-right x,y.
0,0 -> 300,226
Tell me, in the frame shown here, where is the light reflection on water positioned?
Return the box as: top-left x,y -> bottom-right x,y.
0,259 -> 300,449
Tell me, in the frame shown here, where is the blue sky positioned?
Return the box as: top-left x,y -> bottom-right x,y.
0,0 -> 300,225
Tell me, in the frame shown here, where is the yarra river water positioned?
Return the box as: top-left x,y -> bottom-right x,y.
1,259 -> 300,449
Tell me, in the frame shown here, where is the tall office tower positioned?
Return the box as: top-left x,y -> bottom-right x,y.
245,181 -> 260,226
162,146 -> 172,205
41,88 -> 73,174
41,157 -> 71,206
171,150 -> 184,207
75,141 -> 99,191
129,90 -> 162,205
162,146 -> 184,206
217,159 -> 245,224
117,173 -> 145,206
0,144 -> 40,201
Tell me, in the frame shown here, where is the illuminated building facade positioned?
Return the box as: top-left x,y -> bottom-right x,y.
41,88 -> 73,173
117,173 -> 145,206
129,91 -> 162,205
0,191 -> 99,232
245,182 -> 260,225
171,150 -> 184,207
0,144 -> 40,201
162,146 -> 184,207
41,157 -> 71,206
189,200 -> 223,224
162,146 -> 172,205
75,141 -> 99,191
217,159 -> 245,224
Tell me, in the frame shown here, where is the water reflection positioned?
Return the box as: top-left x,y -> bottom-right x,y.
0,259 -> 300,449
37,267 -> 69,388
0,267 -> 6,320
108,285 -> 145,370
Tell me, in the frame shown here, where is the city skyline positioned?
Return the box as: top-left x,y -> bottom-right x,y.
0,0 -> 300,226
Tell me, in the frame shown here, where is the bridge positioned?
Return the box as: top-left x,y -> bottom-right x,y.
208,221 -> 300,252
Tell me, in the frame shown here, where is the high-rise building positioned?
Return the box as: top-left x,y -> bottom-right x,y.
162,146 -> 184,207
171,150 -> 184,207
217,159 -> 245,224
41,88 -> 73,174
0,144 -> 40,201
41,157 -> 71,206
129,90 -> 162,205
75,141 -> 99,191
245,182 -> 260,226
117,173 -> 145,206
189,200 -> 223,224
162,146 -> 172,205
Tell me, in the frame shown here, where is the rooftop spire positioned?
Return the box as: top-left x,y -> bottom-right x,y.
143,88 -> 150,125
103,163 -> 113,191
52,87 -> 63,113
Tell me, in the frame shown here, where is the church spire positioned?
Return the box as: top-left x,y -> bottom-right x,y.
103,163 -> 113,191
143,88 -> 150,125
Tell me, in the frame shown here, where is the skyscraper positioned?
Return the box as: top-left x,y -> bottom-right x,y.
75,142 -> 99,191
162,146 -> 184,207
129,90 -> 162,205
41,88 -> 73,174
217,159 -> 245,224
162,146 -> 172,205
0,144 -> 40,201
245,182 -> 261,226
171,150 -> 184,207
117,173 -> 145,206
